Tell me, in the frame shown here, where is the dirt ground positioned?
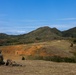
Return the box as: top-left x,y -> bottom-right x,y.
0,60 -> 76,75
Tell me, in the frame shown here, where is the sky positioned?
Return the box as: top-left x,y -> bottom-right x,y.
0,0 -> 76,35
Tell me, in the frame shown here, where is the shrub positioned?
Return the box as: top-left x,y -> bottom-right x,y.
63,57 -> 76,63
26,55 -> 76,63
22,57 -> 25,60
50,56 -> 63,62
73,39 -> 76,44
70,43 -> 73,47
43,56 -> 76,63
35,37 -> 41,40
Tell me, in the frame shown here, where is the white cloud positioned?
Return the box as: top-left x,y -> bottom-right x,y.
0,24 -> 75,35
10,30 -> 26,35
58,18 -> 76,20
50,24 -> 70,28
50,24 -> 76,30
0,29 -> 27,35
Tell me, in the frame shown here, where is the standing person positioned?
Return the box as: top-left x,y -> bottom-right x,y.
0,50 -> 5,65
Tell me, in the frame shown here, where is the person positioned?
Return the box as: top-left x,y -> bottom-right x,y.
0,50 -> 5,65
70,43 -> 73,47
6,59 -> 12,66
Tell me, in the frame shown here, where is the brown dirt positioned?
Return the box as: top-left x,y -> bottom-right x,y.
0,60 -> 76,75
0,40 -> 75,59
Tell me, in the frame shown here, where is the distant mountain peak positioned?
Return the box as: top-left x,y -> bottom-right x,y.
36,26 -> 51,30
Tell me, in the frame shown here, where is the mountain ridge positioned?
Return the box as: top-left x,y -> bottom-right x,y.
0,26 -> 76,46
0,26 -> 76,36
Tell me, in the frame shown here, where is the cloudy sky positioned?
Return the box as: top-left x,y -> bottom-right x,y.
0,0 -> 76,35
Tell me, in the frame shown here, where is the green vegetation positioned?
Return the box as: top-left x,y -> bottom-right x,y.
62,27 -> 76,38
26,55 -> 43,60
0,26 -> 76,46
73,39 -> 76,44
25,55 -> 76,63
44,56 -> 76,63
35,37 -> 41,40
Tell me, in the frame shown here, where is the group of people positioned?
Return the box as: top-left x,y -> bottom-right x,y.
0,50 -> 23,66
0,50 -> 15,66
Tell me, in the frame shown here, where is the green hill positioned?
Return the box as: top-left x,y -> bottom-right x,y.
0,26 -> 76,46
18,26 -> 61,44
62,27 -> 76,38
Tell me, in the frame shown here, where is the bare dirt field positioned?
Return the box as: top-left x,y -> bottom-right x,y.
0,60 -> 76,75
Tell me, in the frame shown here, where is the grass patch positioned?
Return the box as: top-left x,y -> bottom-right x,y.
25,55 -> 76,63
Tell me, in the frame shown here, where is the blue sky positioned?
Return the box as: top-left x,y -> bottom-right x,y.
0,0 -> 76,35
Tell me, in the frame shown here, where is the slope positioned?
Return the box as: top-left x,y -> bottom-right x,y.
62,27 -> 76,38
0,40 -> 75,60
